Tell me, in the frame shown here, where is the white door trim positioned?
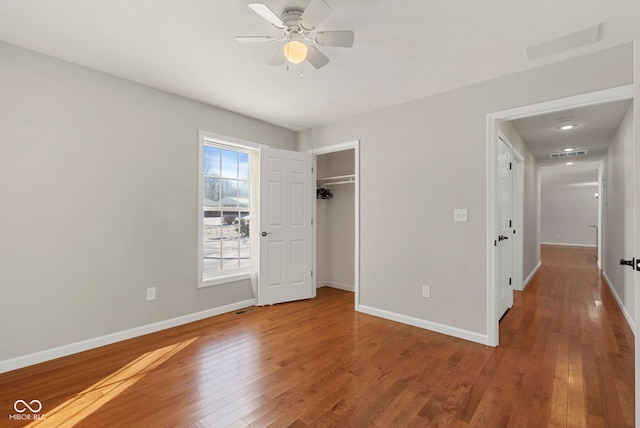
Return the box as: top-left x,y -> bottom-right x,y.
512,148 -> 524,291
486,84 -> 634,346
309,140 -> 361,311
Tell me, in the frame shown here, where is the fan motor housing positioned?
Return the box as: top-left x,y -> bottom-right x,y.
281,9 -> 303,28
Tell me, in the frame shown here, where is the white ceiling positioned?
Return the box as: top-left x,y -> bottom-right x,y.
0,0 -> 639,131
509,98 -> 632,187
510,99 -> 633,167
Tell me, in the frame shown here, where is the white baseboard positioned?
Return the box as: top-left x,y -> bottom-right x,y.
540,242 -> 596,248
357,305 -> 489,346
601,271 -> 635,335
316,281 -> 355,292
0,298 -> 257,374
521,260 -> 542,291
324,281 -> 355,292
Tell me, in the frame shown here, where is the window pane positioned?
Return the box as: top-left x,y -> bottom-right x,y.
222,211 -> 239,239
221,180 -> 238,207
238,181 -> 250,208
203,240 -> 221,276
238,152 -> 250,180
203,177 -> 220,206
203,210 -> 222,276
239,213 -> 250,238
221,150 -> 238,179
203,146 -> 220,177
222,240 -> 240,270
239,239 -> 251,269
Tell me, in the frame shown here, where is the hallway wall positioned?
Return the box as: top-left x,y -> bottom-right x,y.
540,166 -> 599,246
602,103 -> 635,327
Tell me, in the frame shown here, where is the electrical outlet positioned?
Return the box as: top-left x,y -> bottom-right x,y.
422,285 -> 431,298
147,287 -> 156,301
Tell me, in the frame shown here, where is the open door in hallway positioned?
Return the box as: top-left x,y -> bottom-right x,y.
497,135 -> 514,319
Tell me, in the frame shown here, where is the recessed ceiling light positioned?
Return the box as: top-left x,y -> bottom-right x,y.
563,147 -> 575,152
565,162 -> 575,165
559,124 -> 577,130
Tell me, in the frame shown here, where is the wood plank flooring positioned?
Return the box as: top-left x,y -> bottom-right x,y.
0,245 -> 634,427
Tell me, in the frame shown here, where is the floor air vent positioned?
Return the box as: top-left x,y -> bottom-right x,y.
549,150 -> 587,159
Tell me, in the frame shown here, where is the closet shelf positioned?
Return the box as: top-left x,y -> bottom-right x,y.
317,174 -> 356,186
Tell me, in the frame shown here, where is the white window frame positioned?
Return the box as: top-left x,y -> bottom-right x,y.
197,131 -> 264,288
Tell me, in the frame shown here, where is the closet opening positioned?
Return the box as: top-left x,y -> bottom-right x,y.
311,141 -> 360,310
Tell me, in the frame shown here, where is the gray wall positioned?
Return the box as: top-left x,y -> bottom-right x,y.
298,44 -> 634,337
0,41 -> 296,361
601,104 -> 635,324
498,121 -> 541,283
540,166 -> 599,246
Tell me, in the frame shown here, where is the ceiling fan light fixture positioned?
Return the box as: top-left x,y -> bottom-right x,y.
283,40 -> 307,64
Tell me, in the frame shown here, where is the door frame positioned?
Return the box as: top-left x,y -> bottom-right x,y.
309,140 -> 360,310
486,84 -> 634,346
512,147 -> 524,291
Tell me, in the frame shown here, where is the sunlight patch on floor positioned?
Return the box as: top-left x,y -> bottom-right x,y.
26,337 -> 198,427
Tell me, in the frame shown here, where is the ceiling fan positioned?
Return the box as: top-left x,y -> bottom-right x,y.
236,0 -> 355,69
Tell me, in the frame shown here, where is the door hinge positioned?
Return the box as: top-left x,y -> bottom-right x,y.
311,270 -> 313,277
311,218 -> 314,225
509,277 -> 512,285
509,162 -> 512,170
509,220 -> 512,228
494,240 -> 497,247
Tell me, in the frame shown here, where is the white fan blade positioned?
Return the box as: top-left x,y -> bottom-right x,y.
314,31 -> 354,47
269,50 -> 286,66
236,36 -> 277,43
306,46 -> 330,69
248,3 -> 284,28
300,0 -> 332,30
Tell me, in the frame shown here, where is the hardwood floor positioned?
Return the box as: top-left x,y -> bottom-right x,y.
0,245 -> 634,427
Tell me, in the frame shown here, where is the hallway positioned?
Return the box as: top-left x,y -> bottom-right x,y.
497,244 -> 635,426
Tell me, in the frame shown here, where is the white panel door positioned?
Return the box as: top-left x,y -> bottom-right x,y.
259,147 -> 314,305
497,136 -> 513,319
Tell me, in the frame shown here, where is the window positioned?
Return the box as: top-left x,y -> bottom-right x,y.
199,136 -> 255,286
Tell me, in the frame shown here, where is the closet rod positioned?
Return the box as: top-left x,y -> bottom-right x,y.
324,180 -> 355,185
317,174 -> 356,186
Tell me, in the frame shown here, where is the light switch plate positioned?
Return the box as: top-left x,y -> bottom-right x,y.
454,209 -> 468,222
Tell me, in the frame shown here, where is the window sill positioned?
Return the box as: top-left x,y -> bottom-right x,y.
198,271 -> 251,288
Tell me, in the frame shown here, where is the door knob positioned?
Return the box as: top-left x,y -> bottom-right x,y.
498,235 -> 509,241
261,231 -> 273,237
620,258 -> 635,268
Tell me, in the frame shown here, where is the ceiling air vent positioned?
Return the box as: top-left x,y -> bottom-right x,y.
549,150 -> 588,159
